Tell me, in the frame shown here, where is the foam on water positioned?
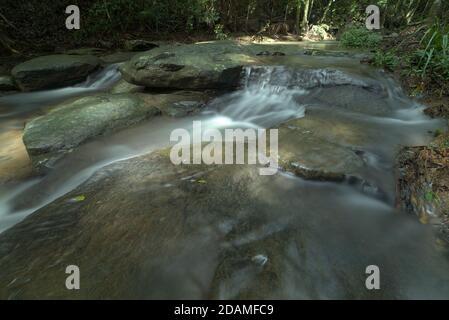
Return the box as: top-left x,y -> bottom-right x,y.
207,66 -> 307,128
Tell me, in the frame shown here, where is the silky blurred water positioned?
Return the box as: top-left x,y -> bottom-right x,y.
0,50 -> 448,299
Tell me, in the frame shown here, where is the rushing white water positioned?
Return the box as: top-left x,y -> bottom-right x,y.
206,66 -> 307,128
0,64 -> 121,118
0,64 -> 123,231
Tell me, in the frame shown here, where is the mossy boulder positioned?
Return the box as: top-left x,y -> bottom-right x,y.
11,55 -> 101,91
120,41 -> 261,89
23,94 -> 160,172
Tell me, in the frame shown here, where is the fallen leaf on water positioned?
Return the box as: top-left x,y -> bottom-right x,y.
68,195 -> 86,203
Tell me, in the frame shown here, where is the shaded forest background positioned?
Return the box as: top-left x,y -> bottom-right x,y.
0,0 -> 448,53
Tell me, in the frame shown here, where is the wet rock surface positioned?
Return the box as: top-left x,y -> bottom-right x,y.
278,118 -> 365,181
135,91 -> 211,117
109,79 -> 144,94
161,100 -> 206,117
1,150 -> 448,299
301,85 -> 390,116
0,151 -> 252,299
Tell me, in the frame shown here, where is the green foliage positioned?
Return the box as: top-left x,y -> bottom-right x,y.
83,0 -> 141,34
3,0 -> 449,51
424,190 -> 439,203
434,128 -> 443,137
373,50 -> 399,71
80,0 -> 221,37
214,24 -> 228,40
309,24 -> 330,40
413,21 -> 449,80
341,27 -> 382,48
372,20 -> 449,95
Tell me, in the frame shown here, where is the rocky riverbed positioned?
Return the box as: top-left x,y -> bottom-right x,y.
0,40 -> 448,299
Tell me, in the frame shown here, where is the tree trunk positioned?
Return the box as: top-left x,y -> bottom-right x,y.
301,0 -> 311,32
245,2 -> 252,32
308,0 -> 314,22
295,0 -> 302,34
284,3 -> 289,24
319,0 -> 333,24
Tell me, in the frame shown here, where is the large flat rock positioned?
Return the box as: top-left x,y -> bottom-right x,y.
120,41 -> 261,90
22,94 -> 160,172
119,41 -> 384,92
22,90 -> 211,172
0,149 -> 443,299
0,151 -> 257,299
11,55 -> 101,91
278,116 -> 365,181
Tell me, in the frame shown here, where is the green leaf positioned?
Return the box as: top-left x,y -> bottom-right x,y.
70,195 -> 86,202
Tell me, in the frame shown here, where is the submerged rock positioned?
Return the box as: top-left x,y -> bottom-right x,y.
278,117 -> 365,181
0,149 -> 425,299
0,151 -> 261,299
301,85 -> 390,116
23,94 -> 160,172
11,55 -> 101,91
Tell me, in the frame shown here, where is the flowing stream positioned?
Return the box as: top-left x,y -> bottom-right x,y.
0,50 -> 449,299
